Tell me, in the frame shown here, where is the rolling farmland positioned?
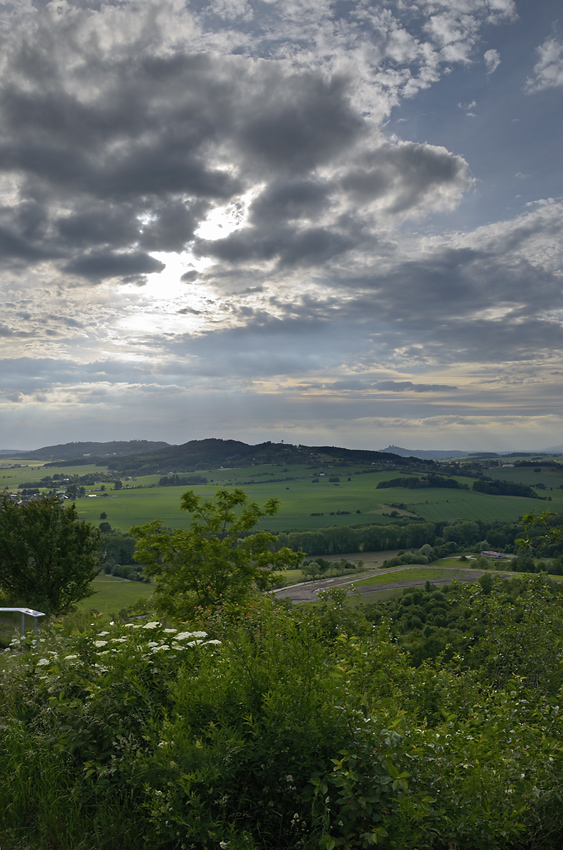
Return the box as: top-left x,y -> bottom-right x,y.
3,458 -> 560,532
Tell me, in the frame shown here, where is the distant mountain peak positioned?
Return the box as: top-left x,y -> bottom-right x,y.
381,445 -> 468,460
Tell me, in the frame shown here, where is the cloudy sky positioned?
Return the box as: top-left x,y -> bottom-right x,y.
1,0 -> 562,452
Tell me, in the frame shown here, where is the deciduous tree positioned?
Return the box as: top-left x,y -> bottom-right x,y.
131,488 -> 302,616
0,495 -> 101,615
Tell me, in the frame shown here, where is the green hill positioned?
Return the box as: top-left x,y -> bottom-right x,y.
92,438 -> 428,475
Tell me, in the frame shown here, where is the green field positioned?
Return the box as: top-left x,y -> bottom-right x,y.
481,464 -> 563,490
3,458 -> 562,534
353,566 -> 476,588
77,574 -> 154,617
74,475 -> 555,533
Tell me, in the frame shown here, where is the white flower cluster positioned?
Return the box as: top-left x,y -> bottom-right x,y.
9,620 -> 222,673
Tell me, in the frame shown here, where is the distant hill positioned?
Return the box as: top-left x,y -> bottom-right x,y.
381,445 -> 468,460
21,440 -> 172,462
84,438 -> 428,475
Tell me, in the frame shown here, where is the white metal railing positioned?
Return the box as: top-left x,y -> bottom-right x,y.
0,607 -> 45,643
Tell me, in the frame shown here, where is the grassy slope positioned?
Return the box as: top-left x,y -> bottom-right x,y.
77,574 -> 153,617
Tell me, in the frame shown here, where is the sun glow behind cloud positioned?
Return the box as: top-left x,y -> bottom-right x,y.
195,191 -> 255,241
117,191 -> 258,336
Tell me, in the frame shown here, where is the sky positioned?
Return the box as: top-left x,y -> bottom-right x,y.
1,0 -> 563,453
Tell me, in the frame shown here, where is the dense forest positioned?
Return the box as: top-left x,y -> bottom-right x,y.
275,512 -> 563,558
376,475 -> 469,490
473,478 -> 539,498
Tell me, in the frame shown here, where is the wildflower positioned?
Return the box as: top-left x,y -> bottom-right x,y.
164,628 -> 177,633
142,621 -> 160,629
175,631 -> 207,641
64,654 -> 78,661
36,658 -> 50,666
93,640 -> 108,648
98,631 -> 110,636
206,639 -> 222,645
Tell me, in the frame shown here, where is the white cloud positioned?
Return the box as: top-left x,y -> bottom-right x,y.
484,48 -> 500,73
525,36 -> 563,93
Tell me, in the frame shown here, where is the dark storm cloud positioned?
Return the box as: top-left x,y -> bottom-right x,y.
56,206 -> 140,249
236,71 -> 362,174
195,224 -> 354,268
248,179 -> 331,224
0,9 -> 372,277
139,199 -> 209,252
64,251 -> 166,280
0,223 -> 54,263
0,198 -> 60,265
338,142 -> 472,213
0,50 -> 241,200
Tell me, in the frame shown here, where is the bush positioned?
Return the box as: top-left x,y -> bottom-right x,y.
3,583 -> 563,849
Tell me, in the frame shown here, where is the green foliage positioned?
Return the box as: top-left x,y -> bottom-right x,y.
516,509 -> 563,554
131,489 -> 302,617
478,571 -> 494,594
0,494 -> 101,615
466,574 -> 563,694
0,614 -> 221,849
511,550 -> 537,573
377,475 -> 468,490
3,589 -> 563,848
158,474 -> 208,486
473,478 -> 539,498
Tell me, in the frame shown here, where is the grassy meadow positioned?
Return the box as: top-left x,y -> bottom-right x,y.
77,574 -> 154,616
4,457 -> 559,533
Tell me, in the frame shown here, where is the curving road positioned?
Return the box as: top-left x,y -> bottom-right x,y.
273,565 -> 495,604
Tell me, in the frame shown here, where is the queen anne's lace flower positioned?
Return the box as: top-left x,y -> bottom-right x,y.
175,630 -> 207,640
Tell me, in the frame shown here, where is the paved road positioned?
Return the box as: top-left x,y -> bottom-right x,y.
273,565 -> 490,604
